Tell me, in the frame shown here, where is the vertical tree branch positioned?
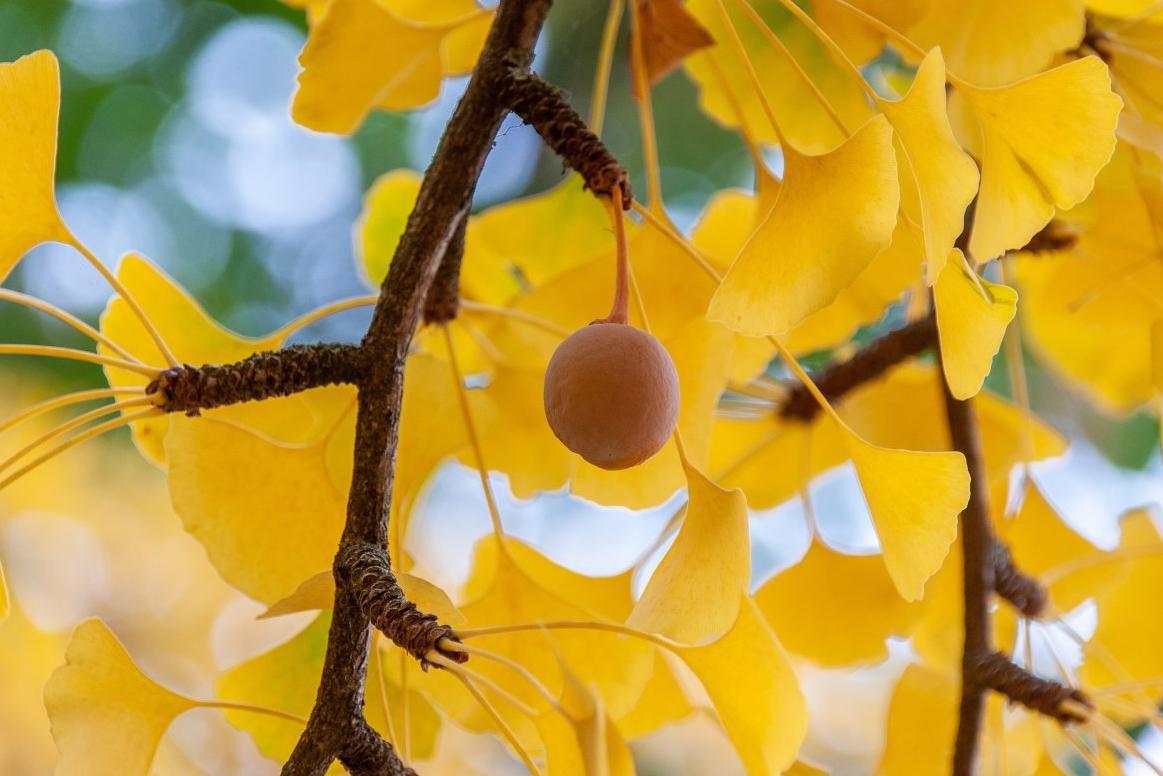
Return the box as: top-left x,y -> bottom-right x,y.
282,2 -> 553,774
941,372 -> 996,776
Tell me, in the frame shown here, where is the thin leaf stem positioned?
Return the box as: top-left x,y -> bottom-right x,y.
764,0 -> 876,100
627,0 -> 665,212
704,55 -> 768,169
460,300 -> 571,338
0,344 -> 162,377
441,324 -> 506,541
0,395 -> 157,475
0,407 -> 162,492
455,619 -> 676,651
600,185 -> 631,324
372,644 -> 399,752
711,0 -> 791,147
272,296 -> 378,342
66,238 -> 180,368
590,0 -> 625,136
731,0 -> 862,125
431,655 -> 543,776
442,640 -> 568,719
0,288 -> 139,362
815,0 -> 927,59
0,386 -> 144,438
198,699 -> 310,726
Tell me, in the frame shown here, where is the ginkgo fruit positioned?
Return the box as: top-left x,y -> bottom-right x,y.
543,321 -> 680,470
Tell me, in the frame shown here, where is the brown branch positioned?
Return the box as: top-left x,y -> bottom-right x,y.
423,213 -> 468,325
941,364 -> 995,776
975,652 -> 1093,724
146,344 -> 363,416
501,69 -> 633,206
282,2 -> 553,774
992,541 -> 1049,619
336,544 -> 466,669
779,312 -> 937,422
337,718 -> 417,776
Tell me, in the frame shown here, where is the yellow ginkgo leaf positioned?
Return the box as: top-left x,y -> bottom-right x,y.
934,253 -> 1018,400
708,115 -> 899,336
466,178 -> 612,302
1152,319 -> 1163,394
537,652 -> 636,776
413,538 -> 652,749
878,663 -> 1044,775
165,415 -> 346,604
711,364 -> 1063,515
0,50 -> 69,283
684,0 -> 874,152
217,615 -> 327,768
1084,510 -> 1163,686
907,0 -> 1086,87
627,461 -> 749,644
260,568 -> 465,626
44,619 -> 197,776
325,353 -> 479,539
844,424 -> 969,601
815,0 -> 924,65
358,169 -> 423,287
259,570 -> 336,618
961,57 -> 1122,261
293,0 -> 492,133
1009,145 -> 1163,411
755,540 -> 922,666
693,183 -> 920,366
100,255 -> 337,464
670,596 -> 806,776
997,483 -> 1116,614
877,49 -> 979,282
613,650 -> 693,739
0,560 -> 7,624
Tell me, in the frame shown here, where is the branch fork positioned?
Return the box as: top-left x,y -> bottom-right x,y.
336,544 -> 467,671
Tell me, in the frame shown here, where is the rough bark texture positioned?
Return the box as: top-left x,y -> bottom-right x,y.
501,69 -> 632,206
282,2 -> 553,773
779,312 -> 937,422
147,344 -> 363,415
336,543 -> 466,668
992,541 -> 1049,618
423,215 -> 468,325
976,652 -> 1093,723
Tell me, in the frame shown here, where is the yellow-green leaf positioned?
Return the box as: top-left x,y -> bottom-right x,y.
708,115 -> 899,336
962,57 -> 1122,261
934,253 -> 1018,400
877,49 -> 979,282
44,619 -> 197,776
844,425 -> 969,601
0,50 -> 69,283
670,596 -> 806,776
627,461 -> 750,644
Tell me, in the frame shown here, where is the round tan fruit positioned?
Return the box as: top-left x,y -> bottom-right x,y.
543,322 -> 680,470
